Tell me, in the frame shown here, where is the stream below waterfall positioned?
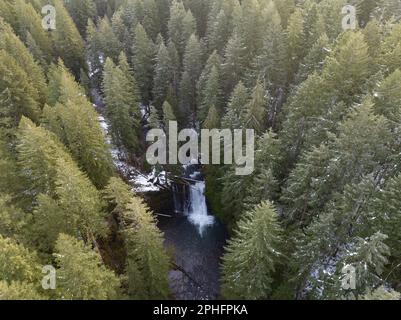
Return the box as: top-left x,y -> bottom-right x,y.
93,91 -> 228,299
157,166 -> 228,299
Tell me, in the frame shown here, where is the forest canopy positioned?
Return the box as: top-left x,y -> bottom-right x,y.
1,0 -> 401,300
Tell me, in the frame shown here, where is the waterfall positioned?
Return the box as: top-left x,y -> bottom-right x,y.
184,172 -> 215,236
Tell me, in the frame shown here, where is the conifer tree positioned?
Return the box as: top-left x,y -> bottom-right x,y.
0,50 -> 41,133
203,105 -> 220,129
54,233 -> 121,300
45,61 -> 114,188
221,81 -> 249,130
162,101 -> 177,133
64,0 -> 97,36
222,32 -> 247,97
245,80 -> 267,134
0,235 -> 41,284
179,34 -> 203,125
103,178 -> 170,299
286,8 -> 306,82
102,56 -> 142,157
198,66 -> 222,122
0,280 -> 45,300
153,42 -> 173,109
168,0 -> 195,61
0,19 -> 47,106
51,0 -> 85,77
221,201 -> 284,299
132,23 -> 155,104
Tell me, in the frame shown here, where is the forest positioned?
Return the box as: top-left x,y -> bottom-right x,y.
1,0 -> 401,300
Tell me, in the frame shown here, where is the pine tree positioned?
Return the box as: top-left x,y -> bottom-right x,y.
374,69 -> 401,122
0,235 -> 41,284
132,23 -> 155,104
221,81 -> 249,130
168,0 -> 195,61
0,280 -> 45,300
8,0 -> 53,64
0,195 -> 26,240
64,0 -> 97,36
162,101 -> 177,133
286,8 -> 306,83
103,178 -> 170,299
203,105 -> 220,129
221,201 -> 284,299
198,66 -> 222,122
0,50 -> 41,133
102,56 -> 142,157
221,32 -> 247,97
54,233 -> 121,300
153,42 -> 173,109
179,34 -> 203,125
245,79 -> 267,134
197,51 -> 222,120
51,0 -> 85,77
0,18 -> 47,106
44,61 -> 114,188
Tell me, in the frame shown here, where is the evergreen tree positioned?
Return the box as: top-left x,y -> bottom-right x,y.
54,233 -> 121,300
162,101 -> 177,132
103,178 -> 170,299
51,0 -> 85,77
221,201 -> 284,299
132,23 -> 155,104
0,235 -> 41,284
168,0 -> 195,61
198,66 -> 222,122
221,32 -> 247,97
45,61 -> 114,188
179,34 -> 203,125
221,81 -> 249,130
286,8 -> 306,82
0,280 -> 45,300
245,80 -> 267,134
0,18 -> 47,106
64,0 -> 97,36
153,42 -> 173,109
102,56 -> 142,157
203,105 -> 220,129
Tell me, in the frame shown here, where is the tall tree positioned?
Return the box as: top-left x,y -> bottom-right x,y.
104,178 -> 170,299
54,233 -> 121,300
221,201 -> 284,299
102,55 -> 142,158
132,23 -> 155,104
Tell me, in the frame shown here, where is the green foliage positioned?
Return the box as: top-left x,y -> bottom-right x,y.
54,234 -> 121,300
45,61 -> 114,188
221,201 -> 284,299
132,23 -> 155,104
102,56 -> 142,157
104,178 -> 170,299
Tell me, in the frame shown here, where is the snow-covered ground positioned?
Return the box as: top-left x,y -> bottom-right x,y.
98,115 -> 168,193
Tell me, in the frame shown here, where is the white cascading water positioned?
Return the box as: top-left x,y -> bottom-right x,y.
185,173 -> 215,236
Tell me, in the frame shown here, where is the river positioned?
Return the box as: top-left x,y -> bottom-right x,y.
93,90 -> 228,299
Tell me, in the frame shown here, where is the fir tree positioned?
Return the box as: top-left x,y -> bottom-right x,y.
51,0 -> 85,77
102,56 -> 142,157
153,42 -> 173,109
103,178 -> 170,299
54,233 -> 121,300
179,33 -> 203,125
132,23 -> 155,104
221,201 -> 284,299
